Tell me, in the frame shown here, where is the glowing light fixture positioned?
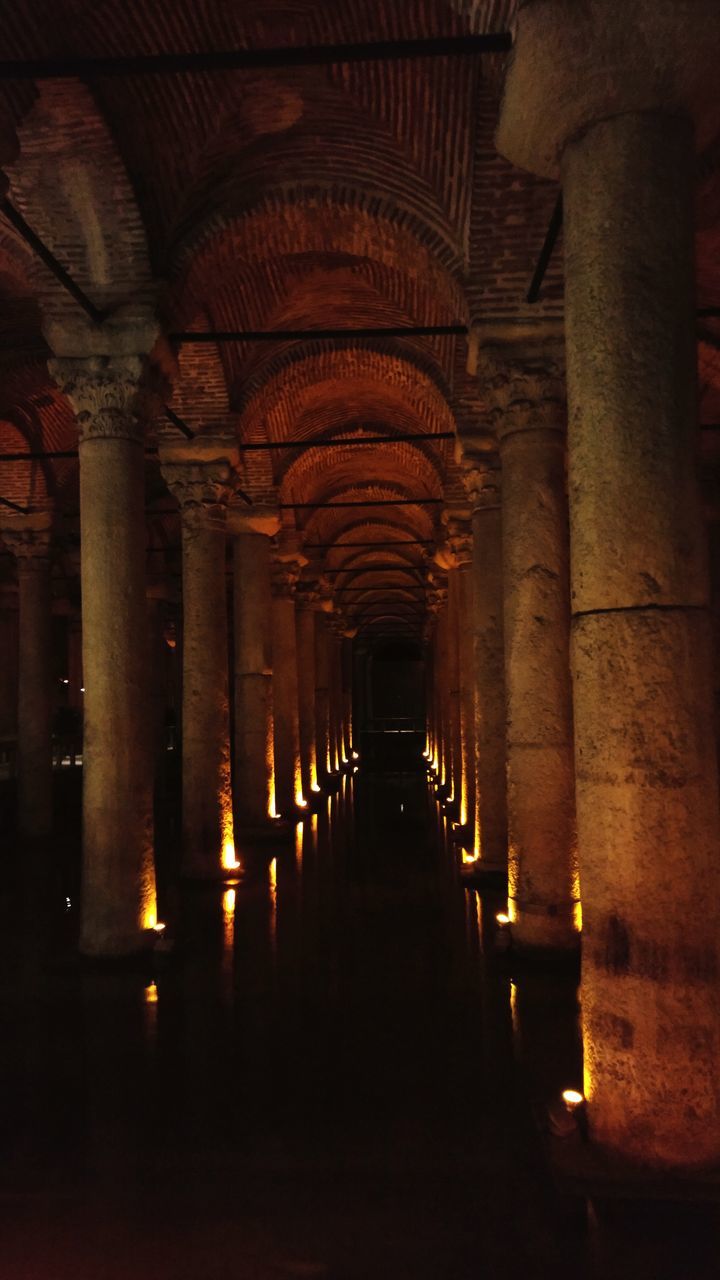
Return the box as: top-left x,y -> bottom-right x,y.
144,981 -> 158,1005
296,795 -> 308,809
351,751 -> 359,761
562,1089 -> 585,1111
461,849 -> 479,865
152,922 -> 166,934
496,912 -> 510,926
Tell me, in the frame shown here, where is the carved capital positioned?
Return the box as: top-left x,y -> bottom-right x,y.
271,554 -> 307,600
438,508 -> 473,569
49,354 -> 158,445
226,504 -> 280,538
1,510 -> 53,564
475,342 -> 566,442
160,437 -> 240,519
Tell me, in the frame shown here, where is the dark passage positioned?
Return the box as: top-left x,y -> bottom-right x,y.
0,769 -> 717,1279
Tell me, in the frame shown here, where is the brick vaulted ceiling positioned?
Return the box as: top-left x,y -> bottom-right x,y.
0,0 -> 717,635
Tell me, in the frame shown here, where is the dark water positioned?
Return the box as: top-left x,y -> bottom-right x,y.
0,767 -> 716,1278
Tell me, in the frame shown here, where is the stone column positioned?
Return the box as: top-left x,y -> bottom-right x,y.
2,516 -> 53,838
160,437 -> 238,877
314,609 -> 332,784
427,586 -> 445,783
295,586 -> 319,798
229,508 -> 280,831
436,556 -> 461,811
439,513 -> 475,837
460,450 -> 508,868
498,0 -> 720,1167
482,342 -> 577,948
0,592 -> 18,747
272,556 -> 304,814
341,634 -> 355,760
50,351 -> 157,954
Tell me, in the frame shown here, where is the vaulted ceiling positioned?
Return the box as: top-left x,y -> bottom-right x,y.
0,0 -> 717,637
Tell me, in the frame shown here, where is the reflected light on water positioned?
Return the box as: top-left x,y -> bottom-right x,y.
223,887 -> 236,951
269,858 -> 278,953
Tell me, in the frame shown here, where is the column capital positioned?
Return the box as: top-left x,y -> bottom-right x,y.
271,553 -> 307,599
469,331 -> 566,442
1,510 -> 53,564
496,0 -> 720,180
159,436 -> 240,520
455,440 -> 502,513
226,504 -> 280,538
437,508 -> 473,570
49,352 -> 168,445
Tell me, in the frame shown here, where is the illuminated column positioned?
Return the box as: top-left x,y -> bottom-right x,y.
440,511 -> 475,836
498,0 -> 720,1166
485,342 -> 577,948
460,450 -> 508,868
160,438 -> 238,877
314,608 -> 333,784
146,576 -> 175,781
230,509 -> 280,830
50,349 -> 157,954
295,588 -> 318,798
341,634 -> 355,758
2,515 -> 53,838
435,554 -> 461,810
328,623 -> 346,768
432,585 -> 449,785
272,555 -> 304,814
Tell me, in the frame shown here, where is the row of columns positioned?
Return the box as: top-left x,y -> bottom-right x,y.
1,396 -> 355,957
426,0 -> 720,1171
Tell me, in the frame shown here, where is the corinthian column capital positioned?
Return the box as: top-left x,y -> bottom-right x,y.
1,509 -> 54,564
160,436 -> 240,522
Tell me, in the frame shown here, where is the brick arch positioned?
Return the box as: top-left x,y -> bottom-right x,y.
280,437 -> 444,507
5,80 -> 154,317
171,204 -> 467,332
240,347 -> 457,446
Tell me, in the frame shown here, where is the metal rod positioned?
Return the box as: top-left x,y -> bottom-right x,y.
278,497 -> 442,509
164,407 -> 195,440
237,431 -> 454,452
171,325 -> 466,343
0,495 -> 29,514
1,199 -> 107,323
0,34 -> 512,81
526,194 -> 563,304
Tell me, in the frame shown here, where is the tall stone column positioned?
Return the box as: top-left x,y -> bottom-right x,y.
50,351 -> 157,954
482,342 -> 577,948
272,555 -> 304,814
341,633 -> 355,760
434,556 -> 461,811
439,512 -> 475,836
2,515 -> 54,838
160,438 -> 238,877
295,586 -> 319,798
229,508 -> 280,830
314,608 -> 333,784
431,586 -> 449,786
460,450 -> 508,868
498,0 -> 720,1167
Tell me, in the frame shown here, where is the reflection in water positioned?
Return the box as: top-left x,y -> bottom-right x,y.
1,768 -> 717,1278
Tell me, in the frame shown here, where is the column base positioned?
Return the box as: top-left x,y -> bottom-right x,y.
79,927 -> 158,961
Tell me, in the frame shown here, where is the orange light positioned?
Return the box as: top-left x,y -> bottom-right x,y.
144,981 -> 158,1005
296,795 -> 308,809
496,912 -> 510,926
152,922 -> 166,934
461,849 -> 479,865
562,1089 -> 585,1111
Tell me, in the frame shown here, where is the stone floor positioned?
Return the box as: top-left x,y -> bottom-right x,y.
0,763 -> 717,1278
